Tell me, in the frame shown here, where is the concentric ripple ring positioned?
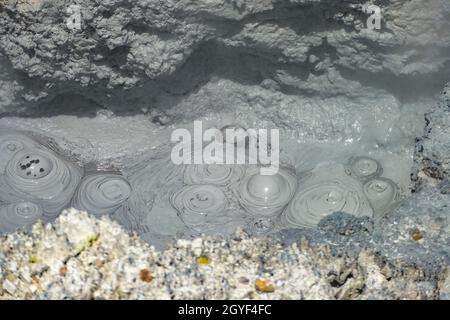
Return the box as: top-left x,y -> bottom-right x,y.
0,132 -> 39,173
184,164 -> 244,186
347,156 -> 383,180
363,177 -> 400,217
283,182 -> 373,228
72,173 -> 132,216
170,184 -> 228,230
0,202 -> 43,234
282,162 -> 373,228
0,148 -> 83,218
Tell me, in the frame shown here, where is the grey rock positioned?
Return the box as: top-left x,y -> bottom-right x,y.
318,212 -> 374,237
1,0 -> 450,118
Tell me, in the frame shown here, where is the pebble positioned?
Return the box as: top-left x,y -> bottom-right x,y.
255,278 -> 275,293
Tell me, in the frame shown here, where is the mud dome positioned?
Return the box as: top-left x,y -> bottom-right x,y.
0,0 -> 449,250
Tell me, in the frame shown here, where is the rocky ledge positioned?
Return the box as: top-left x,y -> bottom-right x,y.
0,208 -> 447,300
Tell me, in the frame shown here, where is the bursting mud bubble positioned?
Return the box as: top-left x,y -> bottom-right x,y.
0,0 -> 449,300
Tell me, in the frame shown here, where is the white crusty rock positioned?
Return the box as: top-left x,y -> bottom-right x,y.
0,208 -> 444,300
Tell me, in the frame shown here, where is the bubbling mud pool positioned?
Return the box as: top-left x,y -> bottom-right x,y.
0,123 -> 412,249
